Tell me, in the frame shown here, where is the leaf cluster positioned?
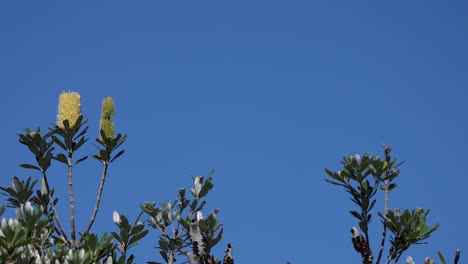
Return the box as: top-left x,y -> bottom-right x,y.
380,208 -> 440,262
325,147 -> 442,264
142,171 -> 225,264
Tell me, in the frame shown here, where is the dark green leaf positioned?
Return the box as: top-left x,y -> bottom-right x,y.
159,250 -> 168,263
74,136 -> 88,151
110,150 -> 125,163
19,164 -> 41,171
54,153 -> 68,164
359,221 -> 367,234
53,136 -> 68,151
128,230 -> 149,246
74,156 -> 88,165
99,150 -> 109,162
438,251 -> 447,264
349,210 -> 363,221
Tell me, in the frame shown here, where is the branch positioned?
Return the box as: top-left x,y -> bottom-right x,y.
377,145 -> 392,264
42,171 -> 70,246
376,224 -> 387,264
80,162 -> 109,242
67,153 -> 76,243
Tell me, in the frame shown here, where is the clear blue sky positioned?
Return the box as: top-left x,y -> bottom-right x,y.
1,1 -> 467,263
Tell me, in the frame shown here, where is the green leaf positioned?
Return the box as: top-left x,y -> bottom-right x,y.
198,180 -> 214,199
20,164 -> 41,171
27,144 -> 40,157
53,136 -> 68,151
38,157 -> 51,171
115,134 -> 128,149
18,134 -> 31,145
324,179 -> 345,187
130,224 -> 145,235
195,200 -> 207,212
128,230 -> 149,246
65,134 -> 73,149
349,210 -> 363,221
359,221 -> 367,234
73,136 -> 88,151
438,251 -> 447,264
388,183 -> 397,191
159,250 -> 168,263
54,153 -> 68,164
73,124 -> 88,141
99,150 -> 109,162
110,150 -> 125,163
111,231 -> 122,243
74,156 -> 88,165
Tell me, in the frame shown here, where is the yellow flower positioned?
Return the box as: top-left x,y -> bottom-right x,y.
99,96 -> 115,138
57,91 -> 81,128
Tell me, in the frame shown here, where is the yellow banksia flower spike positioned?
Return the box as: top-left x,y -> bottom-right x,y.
100,96 -> 115,138
57,91 -> 81,128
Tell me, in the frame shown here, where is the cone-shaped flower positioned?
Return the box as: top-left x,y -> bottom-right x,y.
57,91 -> 81,128
190,219 -> 204,257
223,244 -> 234,264
99,96 -> 115,139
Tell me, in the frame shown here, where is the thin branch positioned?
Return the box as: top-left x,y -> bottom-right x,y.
67,153 -> 76,243
384,180 -> 389,215
42,171 -> 70,246
80,162 -> 109,242
393,252 -> 403,264
376,178 -> 390,264
375,223 -> 387,264
168,251 -> 175,264
377,145 -> 392,264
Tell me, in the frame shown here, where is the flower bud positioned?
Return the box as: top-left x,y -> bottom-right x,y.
99,96 -> 115,138
113,210 -> 121,225
406,256 -> 415,264
191,176 -> 202,198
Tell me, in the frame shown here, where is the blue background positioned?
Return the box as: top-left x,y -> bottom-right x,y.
1,1 -> 467,263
